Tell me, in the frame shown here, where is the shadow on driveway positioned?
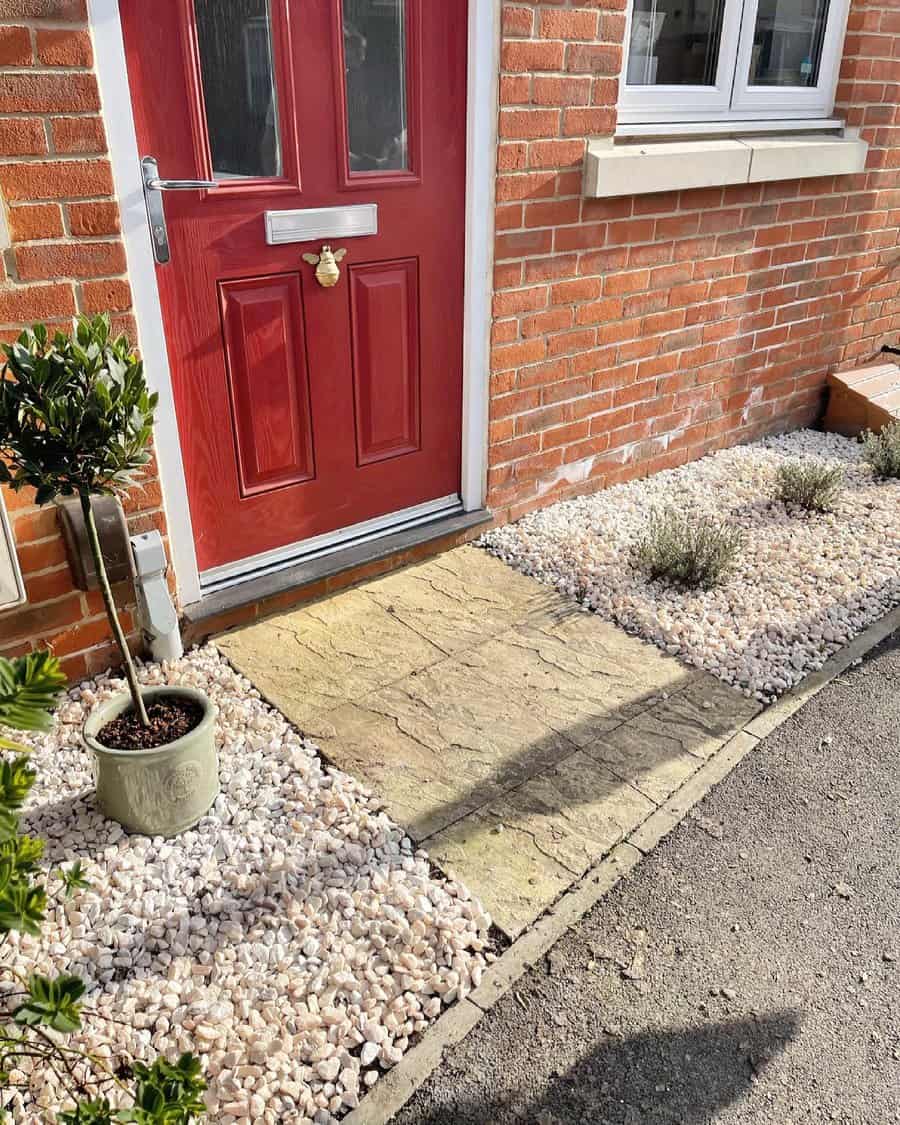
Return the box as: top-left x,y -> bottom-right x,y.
405,1010 -> 800,1125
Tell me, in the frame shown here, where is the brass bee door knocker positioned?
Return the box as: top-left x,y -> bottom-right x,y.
302,245 -> 347,288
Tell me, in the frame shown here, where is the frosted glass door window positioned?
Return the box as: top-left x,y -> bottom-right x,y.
194,0 -> 282,178
626,0 -> 726,86
342,0 -> 408,173
747,0 -> 830,85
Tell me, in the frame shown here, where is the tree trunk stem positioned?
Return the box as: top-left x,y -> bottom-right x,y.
79,492 -> 149,727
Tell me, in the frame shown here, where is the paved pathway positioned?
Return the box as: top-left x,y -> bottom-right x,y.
217,546 -> 759,937
393,632 -> 900,1125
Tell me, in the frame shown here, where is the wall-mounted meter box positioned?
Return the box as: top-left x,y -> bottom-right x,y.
0,490 -> 26,610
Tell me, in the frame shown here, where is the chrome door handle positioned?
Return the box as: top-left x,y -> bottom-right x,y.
147,176 -> 220,191
141,155 -> 218,265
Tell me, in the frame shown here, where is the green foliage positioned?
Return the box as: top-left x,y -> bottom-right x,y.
0,838 -> 45,944
15,973 -> 85,1033
0,752 -> 46,936
0,314 -> 157,503
58,859 -> 90,899
0,754 -> 36,817
0,654 -> 205,1122
59,1100 -> 116,1125
0,651 -> 66,752
117,1056 -> 207,1124
55,1056 -> 207,1124
862,420 -> 900,479
635,507 -> 745,590
775,459 -> 844,512
0,315 -> 155,724
58,1058 -> 206,1125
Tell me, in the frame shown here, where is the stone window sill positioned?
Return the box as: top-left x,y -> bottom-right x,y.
584,126 -> 868,199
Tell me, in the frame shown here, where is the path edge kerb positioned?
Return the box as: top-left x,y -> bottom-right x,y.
342,604 -> 900,1125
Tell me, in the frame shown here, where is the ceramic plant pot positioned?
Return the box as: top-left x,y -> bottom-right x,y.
83,686 -> 218,837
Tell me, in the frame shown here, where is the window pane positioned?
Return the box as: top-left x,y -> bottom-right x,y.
343,0 -> 408,173
748,0 -> 830,86
194,0 -> 282,179
626,0 -> 725,86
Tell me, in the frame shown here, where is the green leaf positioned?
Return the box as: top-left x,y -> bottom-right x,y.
33,483 -> 57,505
0,755 -> 36,812
58,858 -> 90,898
0,806 -> 18,844
60,1099 -> 115,1125
14,973 -> 85,1033
0,880 -> 47,935
0,652 -> 66,735
115,1054 -> 207,1123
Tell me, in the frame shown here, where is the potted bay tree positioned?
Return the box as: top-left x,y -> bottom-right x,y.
0,315 -> 218,837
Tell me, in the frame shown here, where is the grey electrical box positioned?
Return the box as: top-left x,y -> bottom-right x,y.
56,496 -> 133,591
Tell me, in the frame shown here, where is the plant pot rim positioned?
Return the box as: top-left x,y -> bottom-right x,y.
83,685 -> 215,761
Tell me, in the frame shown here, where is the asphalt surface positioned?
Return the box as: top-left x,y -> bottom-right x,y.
395,633 -> 900,1125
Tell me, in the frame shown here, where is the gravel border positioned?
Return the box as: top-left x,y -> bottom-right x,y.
481,430 -> 900,702
10,646 -> 493,1124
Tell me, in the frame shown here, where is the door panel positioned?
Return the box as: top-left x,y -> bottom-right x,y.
349,259 -> 420,466
119,0 -> 467,573
218,273 -> 315,496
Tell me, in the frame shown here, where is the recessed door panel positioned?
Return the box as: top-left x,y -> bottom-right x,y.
219,273 -> 315,496
349,258 -> 421,466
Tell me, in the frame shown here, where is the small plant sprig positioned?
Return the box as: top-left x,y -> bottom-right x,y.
635,507 -> 744,590
0,653 -> 205,1122
0,651 -> 67,753
862,420 -> 900,479
775,459 -> 844,513
0,315 -> 158,727
58,1055 -> 207,1124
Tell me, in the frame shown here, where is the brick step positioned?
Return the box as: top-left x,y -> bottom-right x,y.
823,361 -> 900,437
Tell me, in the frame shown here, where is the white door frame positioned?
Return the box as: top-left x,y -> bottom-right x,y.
90,0 -> 498,607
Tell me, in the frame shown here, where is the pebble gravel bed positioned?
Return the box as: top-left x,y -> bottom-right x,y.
482,430 -> 900,702
10,646 -> 492,1123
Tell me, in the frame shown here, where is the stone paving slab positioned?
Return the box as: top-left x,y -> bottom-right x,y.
426,754 -> 655,937
307,660 -> 573,841
217,545 -> 762,938
458,615 -> 693,747
363,545 -> 560,655
623,676 -> 762,760
216,587 -> 445,728
585,724 -> 704,805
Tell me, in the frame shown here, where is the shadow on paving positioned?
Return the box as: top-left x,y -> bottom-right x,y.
409,1011 -> 799,1125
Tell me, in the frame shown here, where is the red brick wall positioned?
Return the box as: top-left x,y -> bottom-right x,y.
0,0 -> 164,681
488,0 -> 900,522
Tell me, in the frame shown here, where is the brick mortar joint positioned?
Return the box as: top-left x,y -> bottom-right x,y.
0,66 -> 94,75
11,235 -> 122,246
0,21 -> 89,31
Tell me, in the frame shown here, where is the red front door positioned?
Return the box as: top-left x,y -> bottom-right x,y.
119,1 -> 467,575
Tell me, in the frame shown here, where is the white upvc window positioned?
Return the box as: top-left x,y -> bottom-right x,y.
619,0 -> 851,125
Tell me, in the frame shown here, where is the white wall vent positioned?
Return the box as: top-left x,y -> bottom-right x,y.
0,491 -> 26,611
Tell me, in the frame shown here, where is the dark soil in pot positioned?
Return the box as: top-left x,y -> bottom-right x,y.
96,695 -> 203,751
